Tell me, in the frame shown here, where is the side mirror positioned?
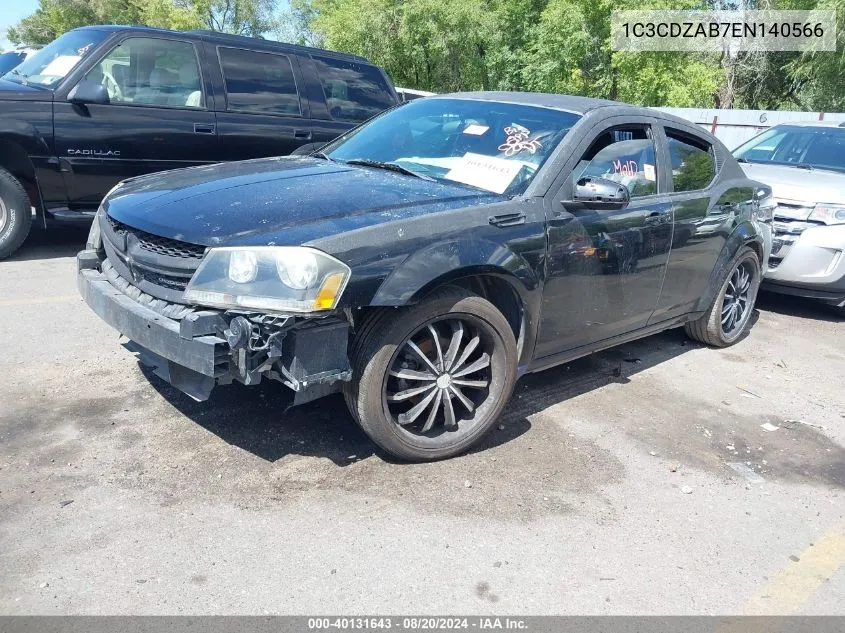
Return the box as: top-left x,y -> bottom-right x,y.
67,79 -> 109,105
566,176 -> 630,211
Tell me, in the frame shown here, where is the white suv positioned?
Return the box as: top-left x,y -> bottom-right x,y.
734,121 -> 845,315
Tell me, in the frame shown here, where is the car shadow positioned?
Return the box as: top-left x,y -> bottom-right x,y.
141,324 -> 700,466
5,223 -> 89,262
757,289 -> 844,323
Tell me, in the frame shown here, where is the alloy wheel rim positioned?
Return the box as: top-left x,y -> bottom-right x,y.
385,317 -> 493,436
0,197 -> 7,233
722,261 -> 754,336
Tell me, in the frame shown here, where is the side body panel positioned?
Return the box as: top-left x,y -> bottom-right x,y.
310,198 -> 547,368
650,117 -> 762,321
52,33 -> 218,209
535,113 -> 673,359
0,100 -> 57,217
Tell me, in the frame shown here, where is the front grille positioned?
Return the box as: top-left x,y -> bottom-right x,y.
107,216 -> 206,260
770,214 -> 824,261
103,214 -> 203,303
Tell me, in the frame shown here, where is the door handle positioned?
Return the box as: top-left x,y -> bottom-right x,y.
489,212 -> 526,228
193,123 -> 216,134
294,129 -> 312,140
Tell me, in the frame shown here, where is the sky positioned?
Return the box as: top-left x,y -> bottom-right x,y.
1,0 -> 41,51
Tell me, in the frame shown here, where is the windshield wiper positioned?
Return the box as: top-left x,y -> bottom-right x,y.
344,158 -> 435,181
313,151 -> 335,162
795,163 -> 814,171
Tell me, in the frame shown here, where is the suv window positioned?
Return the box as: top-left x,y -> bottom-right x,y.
88,38 -> 204,108
312,55 -> 395,123
667,131 -> 716,192
219,47 -> 300,116
574,127 -> 658,198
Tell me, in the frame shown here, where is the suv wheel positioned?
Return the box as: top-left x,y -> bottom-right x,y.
685,246 -> 761,347
344,287 -> 518,462
0,168 -> 32,260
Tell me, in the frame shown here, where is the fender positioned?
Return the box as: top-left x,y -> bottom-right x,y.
0,121 -> 51,156
695,220 -> 764,313
369,238 -> 544,367
0,121 -> 52,229
370,237 -> 540,307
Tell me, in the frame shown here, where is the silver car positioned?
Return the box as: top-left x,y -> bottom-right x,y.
734,121 -> 845,315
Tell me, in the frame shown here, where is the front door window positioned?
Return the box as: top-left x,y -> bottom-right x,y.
86,37 -> 204,108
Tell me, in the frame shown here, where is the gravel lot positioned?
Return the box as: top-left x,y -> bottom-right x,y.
1,227 -> 843,615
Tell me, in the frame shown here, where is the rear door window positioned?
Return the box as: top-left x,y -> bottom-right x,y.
218,47 -> 301,116
311,55 -> 395,123
666,131 -> 716,192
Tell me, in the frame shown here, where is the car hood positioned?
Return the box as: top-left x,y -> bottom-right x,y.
104,156 -> 500,246
0,77 -> 53,101
739,162 -> 845,208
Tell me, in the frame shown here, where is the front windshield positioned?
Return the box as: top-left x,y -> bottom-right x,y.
734,125 -> 845,174
2,30 -> 107,88
325,98 -> 582,195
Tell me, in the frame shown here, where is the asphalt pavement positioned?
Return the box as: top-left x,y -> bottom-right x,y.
0,227 -> 843,614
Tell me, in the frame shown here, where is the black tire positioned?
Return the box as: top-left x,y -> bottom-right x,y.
685,246 -> 761,347
0,167 -> 32,260
343,287 -> 518,462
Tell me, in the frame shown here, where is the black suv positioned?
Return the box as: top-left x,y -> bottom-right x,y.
0,25 -> 398,258
78,92 -> 771,462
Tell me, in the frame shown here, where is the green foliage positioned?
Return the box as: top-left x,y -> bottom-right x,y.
7,0 -> 845,111
301,0 -> 844,110
7,0 -> 276,46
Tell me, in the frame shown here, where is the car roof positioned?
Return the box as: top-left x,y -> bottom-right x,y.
72,25 -> 371,63
434,91 -> 625,114
430,91 -> 721,143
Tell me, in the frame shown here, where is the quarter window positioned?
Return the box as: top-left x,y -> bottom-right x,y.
312,55 -> 395,123
219,47 -> 300,116
667,131 -> 716,192
574,127 -> 658,198
87,38 -> 204,108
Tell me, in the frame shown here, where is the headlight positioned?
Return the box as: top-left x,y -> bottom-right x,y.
809,204 -> 845,225
754,187 -> 774,223
184,246 -> 350,314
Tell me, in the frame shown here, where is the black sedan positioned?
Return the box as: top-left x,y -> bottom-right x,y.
78,92 -> 770,461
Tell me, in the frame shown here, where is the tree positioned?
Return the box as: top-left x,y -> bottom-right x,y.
7,0 -> 280,46
8,0 -> 844,111
193,0 -> 278,36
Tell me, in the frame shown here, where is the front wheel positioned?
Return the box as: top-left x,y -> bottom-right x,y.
344,287 -> 518,462
685,246 -> 761,347
0,168 -> 32,260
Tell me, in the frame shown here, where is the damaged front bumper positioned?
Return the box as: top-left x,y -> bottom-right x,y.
77,250 -> 352,402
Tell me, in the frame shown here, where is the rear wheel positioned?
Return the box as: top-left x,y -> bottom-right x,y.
344,287 -> 518,462
685,246 -> 761,347
0,168 -> 32,260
